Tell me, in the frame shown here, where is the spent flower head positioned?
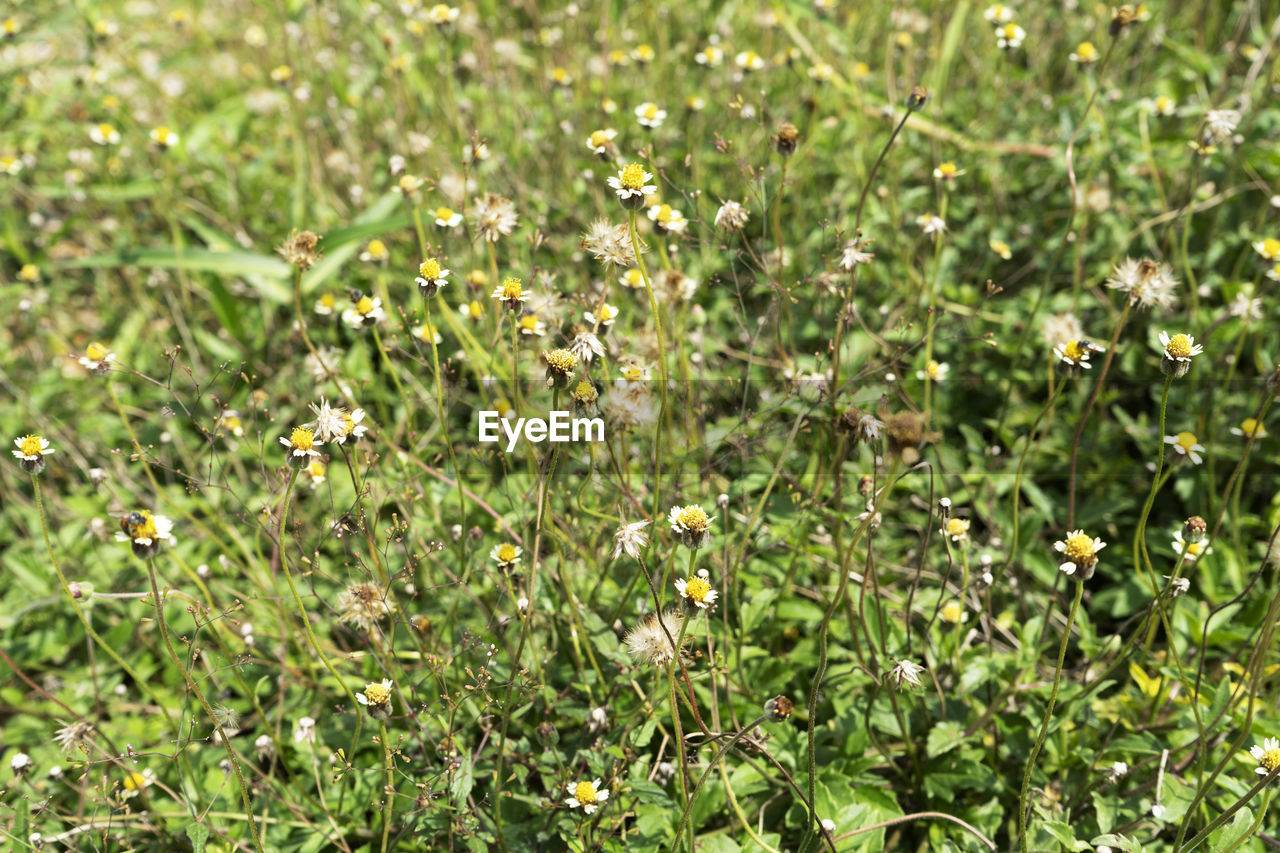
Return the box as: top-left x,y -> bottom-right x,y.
1107,257 -> 1178,311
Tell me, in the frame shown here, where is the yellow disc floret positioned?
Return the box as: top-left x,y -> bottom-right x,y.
1165,334 -> 1193,359
290,427 -> 316,452
618,163 -> 647,190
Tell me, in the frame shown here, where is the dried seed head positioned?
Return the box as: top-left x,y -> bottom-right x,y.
764,695 -> 794,722
774,122 -> 800,156
906,85 -> 928,110
278,229 -> 322,270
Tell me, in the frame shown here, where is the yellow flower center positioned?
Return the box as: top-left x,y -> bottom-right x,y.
418,323 -> 437,340
589,131 -> 611,148
86,342 -> 109,361
290,427 -> 315,452
1240,418 -> 1262,436
97,123 -> 116,138
223,415 -> 242,432
926,360 -> 943,379
420,258 -> 442,279
434,207 -> 454,221
340,413 -> 355,436
1061,532 -> 1097,563
366,239 -> 387,258
128,511 -> 158,541
1063,340 -> 1087,362
19,264 -> 38,281
937,161 -> 958,177
1165,334 -> 1193,359
544,349 -> 577,374
1263,748 -> 1280,773
1175,432 -> 1199,453
18,435 -> 44,456
624,270 -> 643,286
682,577 -> 712,603
363,682 -> 391,706
677,506 -> 710,532
466,300 -> 483,317
573,781 -> 599,804
1001,24 -> 1018,37
553,67 -> 568,82
519,315 -> 540,331
945,519 -> 969,539
1186,541 -> 1203,556
940,601 -> 964,623
123,771 -> 149,791
572,381 -> 597,403
655,204 -> 675,223
320,293 -> 336,308
1261,238 -> 1280,258
500,278 -> 524,300
355,296 -> 374,315
497,544 -> 517,562
1155,96 -> 1173,112
1075,42 -> 1097,59
307,461 -> 325,478
619,163 -> 647,190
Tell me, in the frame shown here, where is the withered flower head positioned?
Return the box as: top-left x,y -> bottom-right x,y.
277,229 -> 322,271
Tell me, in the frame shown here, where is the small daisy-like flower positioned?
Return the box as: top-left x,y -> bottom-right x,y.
1054,339 -> 1095,371
943,518 -> 970,544
735,50 -> 766,70
18,264 -> 39,283
217,410 -> 245,439
1148,95 -> 1177,116
416,257 -> 450,297
149,125 -> 179,149
612,520 -> 651,559
608,163 -> 657,208
624,609 -> 685,666
428,4 -> 459,25
668,504 -> 714,550
890,659 -> 926,689
280,426 -> 323,468
433,206 -> 463,228
1164,431 -> 1205,465
12,434 -> 54,474
990,237 -> 1013,259
695,45 -> 724,66
293,716 -> 317,745
995,23 -> 1026,49
359,239 -> 389,263
1108,258 -> 1179,312
543,348 -> 578,388
940,601 -> 967,624
933,161 -> 964,182
89,123 -> 120,145
984,3 -> 1014,23
491,277 -> 529,311
459,299 -> 485,321
1253,238 -> 1280,261
396,174 -> 424,196
916,213 -> 947,237
356,679 -> 394,718
585,128 -> 617,156
1171,528 -> 1212,563
305,459 -> 326,487
1069,41 -> 1099,63
1054,529 -> 1106,579
809,62 -> 835,82
620,269 -> 646,289
270,65 -> 293,84
675,576 -> 719,609
115,510 -> 176,558
78,341 -> 115,373
491,543 -> 522,571
1251,737 -> 1280,777
471,193 -> 518,243
314,292 -> 338,315
122,768 -> 157,797
634,102 -> 666,129
647,204 -> 687,234
1230,418 -> 1267,440
632,43 -> 655,63
341,292 -> 386,329
0,154 -> 22,176
917,360 -> 949,382
1158,331 -> 1203,378
714,200 -> 750,232
840,239 -> 875,269
565,779 -> 609,814
578,298 -> 616,328
517,313 -> 547,337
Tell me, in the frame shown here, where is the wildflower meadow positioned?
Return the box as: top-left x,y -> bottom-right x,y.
4,1 -> 1280,851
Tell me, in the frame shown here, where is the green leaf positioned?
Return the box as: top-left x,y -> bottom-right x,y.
1208,807 -> 1254,853
186,822 -> 210,853
1042,821 -> 1093,851
926,721 -> 967,758
57,248 -> 292,301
